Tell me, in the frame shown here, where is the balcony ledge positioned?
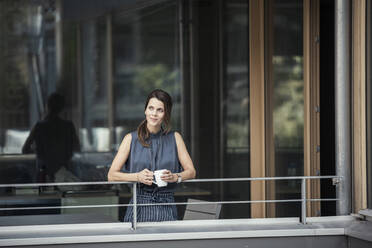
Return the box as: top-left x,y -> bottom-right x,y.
0,216 -> 356,247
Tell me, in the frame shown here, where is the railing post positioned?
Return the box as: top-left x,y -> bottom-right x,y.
301,178 -> 307,224
132,182 -> 137,230
335,0 -> 351,216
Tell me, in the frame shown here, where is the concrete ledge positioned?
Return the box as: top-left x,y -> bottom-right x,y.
0,216 -> 353,247
345,219 -> 372,243
0,229 -> 346,247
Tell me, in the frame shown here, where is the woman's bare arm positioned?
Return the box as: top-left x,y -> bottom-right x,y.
162,132 -> 196,182
107,133 -> 153,185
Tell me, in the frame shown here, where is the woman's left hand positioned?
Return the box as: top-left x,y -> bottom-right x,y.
160,170 -> 177,183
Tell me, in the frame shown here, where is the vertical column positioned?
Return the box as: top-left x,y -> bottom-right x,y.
301,178 -> 307,224
352,0 -> 367,213
335,0 -> 351,215
81,20 -> 97,144
76,24 -> 83,133
106,14 -> 115,149
304,0 -> 321,217
55,0 -> 63,85
249,0 -> 266,218
264,0 -> 276,218
179,0 -> 193,154
132,183 -> 137,230
217,0 -> 224,206
367,0 -> 372,209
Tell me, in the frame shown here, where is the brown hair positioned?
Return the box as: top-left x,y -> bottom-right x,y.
137,89 -> 173,147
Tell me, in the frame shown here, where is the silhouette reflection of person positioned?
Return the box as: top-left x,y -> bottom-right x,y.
22,93 -> 80,182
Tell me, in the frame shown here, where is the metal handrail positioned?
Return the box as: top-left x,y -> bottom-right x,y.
0,176 -> 342,230
0,176 -> 338,188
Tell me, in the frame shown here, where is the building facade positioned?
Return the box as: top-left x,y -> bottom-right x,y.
0,0 -> 371,224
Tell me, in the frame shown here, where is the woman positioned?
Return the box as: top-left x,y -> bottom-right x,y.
108,89 -> 196,222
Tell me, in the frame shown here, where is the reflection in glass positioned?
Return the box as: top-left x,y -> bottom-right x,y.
266,0 -> 303,217
80,17 -> 110,152
0,1 -> 58,187
222,0 -> 250,218
22,93 -> 80,183
112,1 -> 181,147
0,1 -> 41,155
0,0 -> 182,222
0,1 -> 182,184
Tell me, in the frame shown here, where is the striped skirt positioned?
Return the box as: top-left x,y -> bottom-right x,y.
123,188 -> 178,222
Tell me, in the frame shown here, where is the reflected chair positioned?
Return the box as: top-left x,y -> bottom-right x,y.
183,198 -> 222,220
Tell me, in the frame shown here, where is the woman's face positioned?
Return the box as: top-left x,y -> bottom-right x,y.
145,97 -> 165,128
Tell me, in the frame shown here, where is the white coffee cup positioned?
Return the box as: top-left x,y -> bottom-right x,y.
153,169 -> 168,187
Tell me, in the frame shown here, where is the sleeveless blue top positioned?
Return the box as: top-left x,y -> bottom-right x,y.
124,130 -> 182,191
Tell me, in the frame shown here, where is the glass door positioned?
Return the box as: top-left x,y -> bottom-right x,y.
265,0 -> 304,217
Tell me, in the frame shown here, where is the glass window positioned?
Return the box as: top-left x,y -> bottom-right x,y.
0,0 -> 182,183
79,17 -> 110,152
0,1 -> 40,155
222,0 -> 250,218
187,0 -> 250,220
112,2 -> 181,147
265,0 -> 304,217
0,0 -> 183,223
0,1 -> 49,187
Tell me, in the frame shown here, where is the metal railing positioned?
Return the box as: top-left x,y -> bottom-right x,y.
0,176 -> 341,230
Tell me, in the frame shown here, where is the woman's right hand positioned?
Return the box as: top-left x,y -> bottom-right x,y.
136,169 -> 154,185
